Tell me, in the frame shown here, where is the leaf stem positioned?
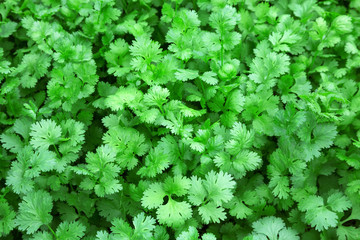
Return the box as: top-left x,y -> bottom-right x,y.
198,80 -> 207,108
158,104 -> 165,115
97,2 -> 102,23
20,0 -> 29,11
308,27 -> 332,72
220,34 -> 224,67
52,144 -> 61,158
46,224 -> 57,239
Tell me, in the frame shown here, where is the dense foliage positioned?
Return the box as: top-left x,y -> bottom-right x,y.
1,0 -> 360,239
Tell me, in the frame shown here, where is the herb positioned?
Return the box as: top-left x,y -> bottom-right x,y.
0,0 -> 359,239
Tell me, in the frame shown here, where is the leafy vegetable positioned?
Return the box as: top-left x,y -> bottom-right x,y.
1,0 -> 359,239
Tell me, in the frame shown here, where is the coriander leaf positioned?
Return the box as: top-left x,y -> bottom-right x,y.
337,226 -> 360,240
332,15 -> 353,34
105,39 -> 131,77
250,216 -> 300,240
142,182 -> 166,209
15,190 -> 53,234
0,21 -> 17,38
203,170 -> 236,205
143,85 -> 170,108
30,119 -> 62,150
249,41 -> 290,91
110,213 -> 156,240
137,147 -> 171,178
298,195 -> 338,231
177,226 -> 216,240
199,202 -> 226,224
132,213 -> 156,239
0,201 -> 16,237
175,69 -> 199,82
103,126 -> 150,169
130,36 -> 162,72
0,133 -> 23,153
327,191 -> 352,213
142,176 -> 192,227
156,199 -> 192,227
200,71 -> 218,85
78,145 -> 122,197
56,221 -> 86,240
105,86 -> 143,111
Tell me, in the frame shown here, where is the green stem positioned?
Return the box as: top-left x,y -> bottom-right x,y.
199,79 -> 206,94
340,211 -> 357,224
69,182 -> 75,192
158,104 -> 165,115
97,2 -> 102,23
198,80 -> 207,108
141,0 -> 151,10
308,28 -> 331,72
220,34 -> 224,67
120,0 -> 128,14
308,48 -> 320,72
46,224 -> 57,239
52,144 -> 61,158
175,3 -> 179,14
20,0 -> 29,11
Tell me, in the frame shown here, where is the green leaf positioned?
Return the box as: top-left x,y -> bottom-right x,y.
110,213 -> 156,240
105,39 -> 131,77
79,145 -> 122,197
103,126 -> 150,169
0,201 -> 16,237
30,119 -> 62,150
175,69 -> 199,81
130,36 -> 162,72
226,198 -> 253,219
332,15 -> 353,34
56,221 -> 86,240
142,183 -> 166,209
200,71 -> 218,85
209,5 -> 240,33
30,231 -> 53,240
6,146 -> 56,194
15,190 -> 53,234
0,133 -> 24,153
14,53 -> 51,88
249,41 -> 290,91
0,21 -> 17,38
111,218 -> 132,239
337,226 -> 360,240
137,147 -> 171,178
96,230 -> 113,240
298,195 -> 338,231
142,176 -> 192,227
199,202 -> 226,224
144,85 -> 170,107
105,87 -> 143,111
327,191 -> 352,212
177,226 -> 216,240
132,213 -> 156,239
190,170 -> 236,206
156,199 -> 192,227
251,216 -> 300,240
